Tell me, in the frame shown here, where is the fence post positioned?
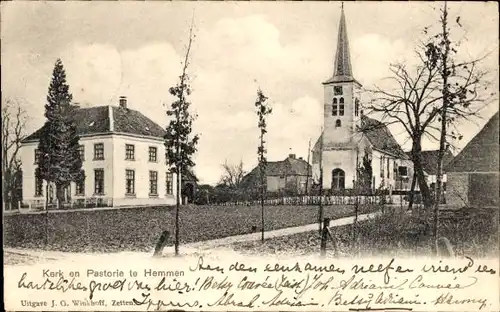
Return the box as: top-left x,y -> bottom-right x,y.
320,218 -> 331,258
153,230 -> 170,257
18,201 -> 21,210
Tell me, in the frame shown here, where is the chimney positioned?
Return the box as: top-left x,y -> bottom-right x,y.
119,96 -> 127,108
289,154 -> 296,159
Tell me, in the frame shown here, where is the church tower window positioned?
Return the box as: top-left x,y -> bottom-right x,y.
355,98 -> 360,116
339,98 -> 345,116
334,86 -> 343,96
335,119 -> 341,127
332,98 -> 338,116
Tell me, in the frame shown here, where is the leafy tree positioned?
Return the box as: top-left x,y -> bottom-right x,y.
356,147 -> 373,195
36,59 -> 84,206
164,19 -> 199,256
255,88 -> 272,242
426,2 -> 494,253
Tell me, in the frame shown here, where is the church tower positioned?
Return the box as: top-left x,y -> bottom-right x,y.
322,4 -> 362,146
312,4 -> 365,191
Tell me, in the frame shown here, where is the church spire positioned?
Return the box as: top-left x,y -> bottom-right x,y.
332,3 -> 354,82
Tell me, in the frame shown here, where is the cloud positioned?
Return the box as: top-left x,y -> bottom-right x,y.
2,4 -> 497,185
351,34 -> 411,86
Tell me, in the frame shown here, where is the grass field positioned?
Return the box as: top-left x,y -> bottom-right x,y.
4,203 -> 379,253
232,207 -> 499,258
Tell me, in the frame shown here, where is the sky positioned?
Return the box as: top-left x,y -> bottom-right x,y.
1,1 -> 498,185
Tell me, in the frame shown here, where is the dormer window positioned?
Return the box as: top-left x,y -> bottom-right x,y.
335,119 -> 342,127
334,86 -> 343,96
332,98 -> 338,116
339,98 -> 345,116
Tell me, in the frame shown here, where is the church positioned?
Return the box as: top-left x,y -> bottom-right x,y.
311,6 -> 414,194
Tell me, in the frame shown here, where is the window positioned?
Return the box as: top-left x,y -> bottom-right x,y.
387,158 -> 390,179
332,168 -> 345,190
332,98 -> 338,116
334,86 -> 343,96
125,169 -> 135,195
94,143 -> 104,160
78,145 -> 85,161
34,149 -> 40,164
149,146 -> 157,162
75,176 -> 85,195
398,166 -> 408,177
335,119 -> 342,127
339,98 -> 345,116
125,144 -> 135,160
166,173 -> 173,195
149,171 -> 158,195
94,169 -> 104,194
355,98 -> 360,117
35,176 -> 43,197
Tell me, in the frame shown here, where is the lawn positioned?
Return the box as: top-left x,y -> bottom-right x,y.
232,207 -> 499,258
3,203 -> 379,253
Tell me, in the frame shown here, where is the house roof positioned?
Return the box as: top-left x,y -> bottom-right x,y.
405,149 -> 455,175
446,112 -> 499,173
183,168 -> 199,183
312,115 -> 408,159
241,155 -> 312,187
22,105 -> 166,143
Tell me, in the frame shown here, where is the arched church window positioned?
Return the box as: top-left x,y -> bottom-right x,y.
332,98 -> 338,116
355,98 -> 360,116
339,97 -> 345,116
335,119 -> 341,127
332,168 -> 345,190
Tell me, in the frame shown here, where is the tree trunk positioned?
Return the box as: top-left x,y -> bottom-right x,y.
433,1 -> 450,256
411,142 -> 433,211
175,166 -> 180,256
56,184 -> 65,207
408,171 -> 417,210
45,183 -> 49,247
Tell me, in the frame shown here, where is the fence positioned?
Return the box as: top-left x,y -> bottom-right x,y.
217,194 -> 412,206
3,197 -> 114,213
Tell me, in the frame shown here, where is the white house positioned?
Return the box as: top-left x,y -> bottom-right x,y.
20,96 -> 178,208
407,149 -> 454,191
311,6 -> 414,193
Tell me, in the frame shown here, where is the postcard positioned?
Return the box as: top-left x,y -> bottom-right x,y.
2,1 -> 499,311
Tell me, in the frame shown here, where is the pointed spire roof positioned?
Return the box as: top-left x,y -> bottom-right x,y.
323,4 -> 360,85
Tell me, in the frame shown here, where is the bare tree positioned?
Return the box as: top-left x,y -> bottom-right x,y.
219,160 -> 245,188
1,97 -> 27,210
364,5 -> 492,212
